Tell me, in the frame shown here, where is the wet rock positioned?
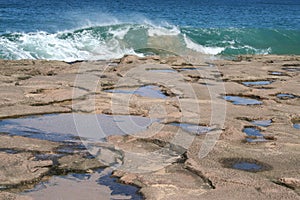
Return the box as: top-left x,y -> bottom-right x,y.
251,119 -> 272,127
282,63 -> 300,67
263,135 -> 277,140
163,56 -> 192,66
114,164 -> 209,200
57,155 -> 107,172
0,134 -> 60,153
107,135 -> 183,173
95,147 -> 123,167
120,55 -> 140,64
0,152 -> 52,187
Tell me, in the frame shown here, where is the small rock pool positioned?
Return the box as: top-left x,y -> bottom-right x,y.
242,81 -> 272,86
0,113 -> 153,199
146,69 -> 176,73
220,158 -> 272,173
23,169 -> 142,199
0,114 -> 157,142
105,85 -> 167,99
243,127 -> 267,143
169,122 -> 211,135
277,93 -> 296,99
292,118 -> 300,130
233,162 -> 262,171
251,119 -> 272,127
223,96 -> 262,105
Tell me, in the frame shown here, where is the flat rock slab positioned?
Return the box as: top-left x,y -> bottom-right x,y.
0,134 -> 60,153
0,192 -> 32,200
58,154 -> 107,172
0,152 -> 52,187
0,55 -> 299,199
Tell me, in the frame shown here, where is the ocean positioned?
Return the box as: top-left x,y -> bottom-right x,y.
0,0 -> 299,61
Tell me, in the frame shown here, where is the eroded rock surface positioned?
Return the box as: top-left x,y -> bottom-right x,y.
0,192 -> 33,200
0,152 -> 52,187
0,134 -> 60,153
57,154 -> 107,172
0,55 -> 299,199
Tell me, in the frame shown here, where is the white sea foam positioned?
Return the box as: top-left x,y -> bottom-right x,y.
228,44 -> 271,55
242,45 -> 271,55
4,23 -> 266,61
0,29 -> 142,61
183,34 -> 224,55
109,26 -> 130,40
147,25 -> 180,37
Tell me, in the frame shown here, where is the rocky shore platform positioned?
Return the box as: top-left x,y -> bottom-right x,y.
0,55 -> 299,199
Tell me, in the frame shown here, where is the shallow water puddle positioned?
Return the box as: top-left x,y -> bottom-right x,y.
103,89 -> 134,95
220,158 -> 272,172
97,170 -> 142,199
24,169 -> 142,200
146,69 -> 176,73
270,71 -> 283,75
133,85 -> 167,99
251,119 -> 272,127
0,149 -> 19,154
170,123 -> 211,134
105,85 -> 167,99
223,96 -> 262,105
243,127 -> 268,143
0,114 -> 151,198
177,68 -> 199,71
292,119 -> 300,130
277,93 -> 296,99
55,142 -> 88,154
0,114 -> 156,142
242,81 -> 272,86
294,124 -> 300,129
244,136 -> 267,143
243,127 -> 262,137
233,162 -> 262,171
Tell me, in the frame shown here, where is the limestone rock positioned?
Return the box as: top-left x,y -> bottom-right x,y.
57,154 -> 107,172
0,134 -> 60,152
0,192 -> 32,200
0,152 -> 52,187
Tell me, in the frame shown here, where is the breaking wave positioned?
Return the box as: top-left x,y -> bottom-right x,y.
1,23 -> 299,61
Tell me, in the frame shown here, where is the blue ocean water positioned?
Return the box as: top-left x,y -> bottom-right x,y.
1,0 -> 299,61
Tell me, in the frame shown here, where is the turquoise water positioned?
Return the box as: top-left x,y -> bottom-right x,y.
1,0 -> 299,61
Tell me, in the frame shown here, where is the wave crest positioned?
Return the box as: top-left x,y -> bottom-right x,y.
2,24 -> 297,61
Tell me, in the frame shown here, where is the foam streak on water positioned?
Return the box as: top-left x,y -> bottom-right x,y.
183,34 -> 225,55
